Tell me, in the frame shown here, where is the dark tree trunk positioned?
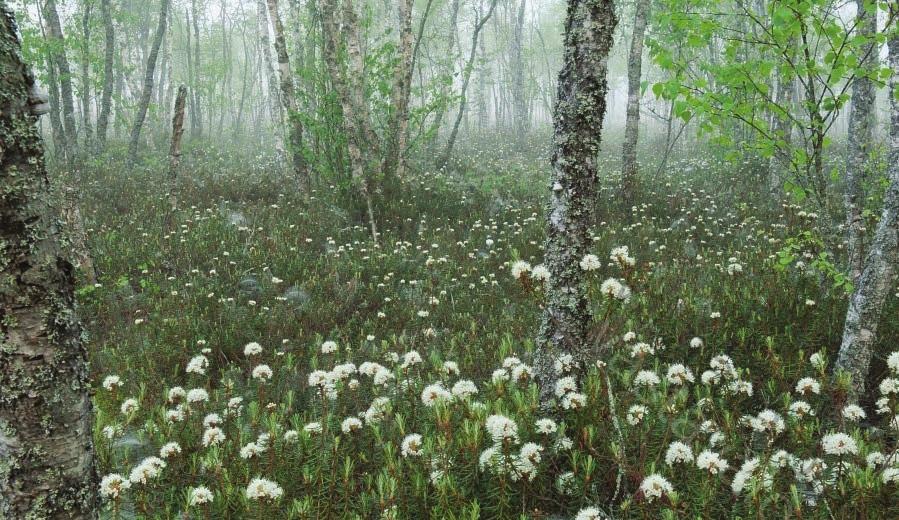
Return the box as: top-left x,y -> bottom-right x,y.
168,85 -> 188,210
80,1 -> 93,145
96,0 -> 114,149
438,0 -> 499,168
128,0 -> 170,161
44,0 -> 79,163
0,7 -> 98,518
534,0 -> 618,409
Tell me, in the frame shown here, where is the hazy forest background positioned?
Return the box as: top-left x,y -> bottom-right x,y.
1,0 -> 899,518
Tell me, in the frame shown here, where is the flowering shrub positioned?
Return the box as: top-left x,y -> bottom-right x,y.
82,146 -> 899,518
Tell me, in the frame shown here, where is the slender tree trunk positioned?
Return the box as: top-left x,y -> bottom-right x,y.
511,0 -> 527,139
431,0 -> 460,138
621,0 -> 650,206
46,51 -> 66,160
438,0 -> 499,168
168,85 -> 188,210
96,0 -> 114,149
844,0 -> 877,283
44,0 -> 78,163
80,1 -> 93,145
321,0 -> 379,243
768,65 -> 794,194
0,8 -> 98,518
128,0 -> 169,161
191,0 -> 203,137
534,0 -> 618,409
382,0 -> 415,180
258,0 -> 282,127
266,0 -> 309,186
834,18 -> 899,399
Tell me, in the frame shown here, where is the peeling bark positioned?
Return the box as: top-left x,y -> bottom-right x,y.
382,0 -> 415,180
168,85 -> 188,211
0,7 -> 98,517
535,0 -> 617,409
835,17 -> 899,399
844,0 -> 877,283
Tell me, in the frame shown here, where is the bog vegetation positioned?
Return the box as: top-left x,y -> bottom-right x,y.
1,0 -> 899,519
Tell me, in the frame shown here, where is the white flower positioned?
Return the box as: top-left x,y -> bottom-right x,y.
553,354 -> 576,374
159,442 -> 181,458
575,507 -> 606,520
600,278 -> 631,301
401,350 -> 423,368
866,452 -> 886,468
696,450 -> 729,474
308,370 -> 332,387
795,377 -> 821,395
102,375 -> 123,391
341,417 -> 363,434
665,441 -> 694,465
304,422 -> 322,434
485,415 -> 519,443
561,392 -> 587,409
168,386 -> 186,402
129,456 -> 166,484
252,364 -> 273,381
321,340 -> 338,354
841,404 -> 866,422
442,361 -> 459,375
626,405 -> 648,425
809,352 -> 826,369
189,486 -> 214,506
732,458 -> 768,495
883,467 -> 899,484
284,430 -> 299,442
623,331 -> 637,342
240,441 -> 266,459
690,337 -> 703,349
535,418 -> 558,434
186,388 -> 209,404
421,383 -> 451,406
789,400 -> 814,418
752,409 -> 785,436
666,363 -> 695,385
186,355 -> 208,375
202,427 -> 225,447
492,368 -> 510,383
880,378 -> 899,395
244,342 -> 263,356
580,254 -> 601,271
610,246 -> 636,267
821,433 -> 858,456
639,474 -> 673,502
554,376 -> 578,397
887,352 -> 899,374
511,260 -> 532,279
99,473 -> 130,498
531,264 -> 550,282
633,370 -> 660,388
120,398 -> 139,415
401,434 -> 424,457
363,397 -> 391,424
245,477 -> 283,501
451,380 -> 478,398
203,413 -> 222,428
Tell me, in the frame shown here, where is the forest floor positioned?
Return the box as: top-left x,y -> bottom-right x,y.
78,137 -> 899,518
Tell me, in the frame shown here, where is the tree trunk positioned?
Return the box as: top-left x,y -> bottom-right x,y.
96,0 -> 114,149
168,85 -> 188,210
511,0 -> 527,139
0,8 -> 98,518
191,0 -> 203,137
534,0 -> 617,409
80,1 -> 93,145
834,19 -> 899,399
621,0 -> 650,207
44,0 -> 78,163
430,0 -> 460,138
844,0 -> 877,283
438,0 -> 499,168
321,0 -> 379,243
768,66 -> 794,194
382,0 -> 415,180
128,0 -> 169,161
266,0 -> 308,186
258,0 -> 282,127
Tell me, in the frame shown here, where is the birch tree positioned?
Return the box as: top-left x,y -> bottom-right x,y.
0,7 -> 97,517
96,0 -> 114,148
43,0 -> 78,162
621,0 -> 650,205
128,0 -> 169,161
534,0 -> 617,408
835,6 -> 899,399
382,0 -> 415,180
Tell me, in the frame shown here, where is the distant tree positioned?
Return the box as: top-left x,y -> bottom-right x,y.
128,0 -> 169,161
621,0 -> 651,207
535,0 -> 618,408
0,6 -> 97,517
